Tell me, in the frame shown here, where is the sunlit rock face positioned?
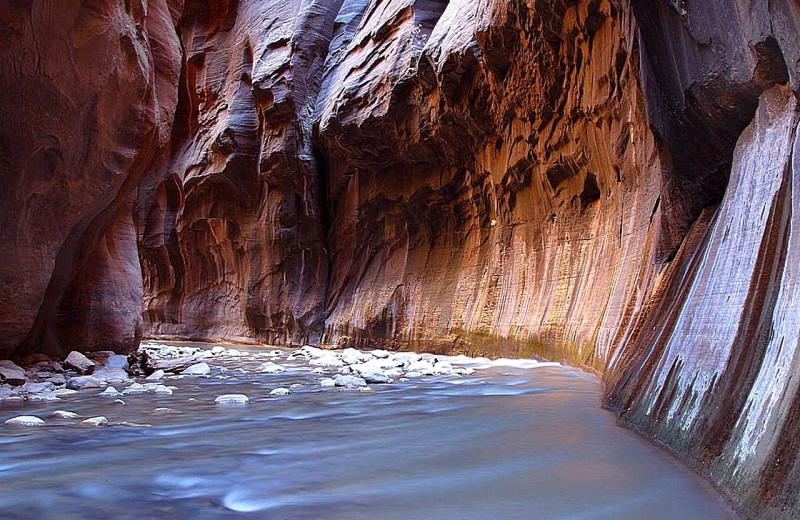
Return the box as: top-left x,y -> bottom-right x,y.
314,0 -> 800,516
137,0 -> 334,345
0,0 -> 182,356
2,0 -> 800,516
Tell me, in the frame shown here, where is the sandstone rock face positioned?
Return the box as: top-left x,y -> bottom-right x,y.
0,0 -> 182,356
137,0 -> 336,345
2,0 -> 800,517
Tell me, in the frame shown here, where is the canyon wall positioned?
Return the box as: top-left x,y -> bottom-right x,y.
2,0 -> 800,517
0,0 -> 182,356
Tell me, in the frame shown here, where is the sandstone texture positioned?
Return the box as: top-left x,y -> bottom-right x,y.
2,0 -> 800,517
0,0 -> 182,356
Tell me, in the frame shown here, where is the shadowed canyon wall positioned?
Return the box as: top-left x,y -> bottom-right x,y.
2,0 -> 800,517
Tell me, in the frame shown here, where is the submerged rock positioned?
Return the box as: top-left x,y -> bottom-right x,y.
66,376 -> 103,390
333,374 -> 367,388
259,362 -> 285,374
362,372 -> 391,384
51,410 -> 80,419
99,386 -> 122,397
80,416 -> 108,427
146,369 -> 165,381
22,382 -> 55,394
92,367 -> 130,384
5,415 -> 44,427
215,394 -> 249,405
182,362 -> 211,376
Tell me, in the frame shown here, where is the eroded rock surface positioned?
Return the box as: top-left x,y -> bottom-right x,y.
2,0 -> 800,517
0,0 -> 182,357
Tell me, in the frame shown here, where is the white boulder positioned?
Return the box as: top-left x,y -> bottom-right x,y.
215,394 -> 249,405
182,362 -> 211,375
5,415 -> 45,427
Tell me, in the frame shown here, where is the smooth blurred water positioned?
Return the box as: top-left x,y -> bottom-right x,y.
0,345 -> 735,519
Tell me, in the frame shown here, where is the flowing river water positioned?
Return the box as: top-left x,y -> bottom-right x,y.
0,344 -> 735,519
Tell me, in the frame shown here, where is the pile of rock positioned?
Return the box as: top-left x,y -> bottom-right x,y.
288,346 -> 474,390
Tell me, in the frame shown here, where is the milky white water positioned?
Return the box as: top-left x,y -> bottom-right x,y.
0,344 -> 735,519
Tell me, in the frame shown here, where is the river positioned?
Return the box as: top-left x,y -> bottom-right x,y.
0,344 -> 735,519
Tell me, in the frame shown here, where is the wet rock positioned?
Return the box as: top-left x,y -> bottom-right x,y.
22,382 -> 55,394
289,383 -> 303,389
113,399 -> 125,406
182,362 -> 211,376
64,351 -> 95,374
215,394 -> 249,405
43,374 -> 67,385
122,383 -> 172,396
259,362 -> 286,374
104,354 -> 129,370
333,375 -> 367,388
28,392 -> 61,402
51,388 -> 78,398
80,416 -> 108,427
269,388 -> 291,396
67,376 -> 104,390
5,416 -> 44,427
362,372 -> 391,384
407,360 -> 436,375
92,367 -> 130,384
341,348 -> 370,365
154,385 -> 173,395
99,386 -> 122,397
51,410 -> 80,419
392,353 -> 422,366
146,370 -> 165,381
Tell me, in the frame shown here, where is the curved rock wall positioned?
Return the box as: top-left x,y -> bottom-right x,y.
2,0 -> 800,516
137,0 -> 336,345
0,0 -> 182,356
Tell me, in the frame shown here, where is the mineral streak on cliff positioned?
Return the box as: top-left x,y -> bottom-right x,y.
2,0 -> 800,517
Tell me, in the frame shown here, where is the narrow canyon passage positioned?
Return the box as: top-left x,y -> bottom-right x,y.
0,344 -> 734,520
1,0 -> 800,517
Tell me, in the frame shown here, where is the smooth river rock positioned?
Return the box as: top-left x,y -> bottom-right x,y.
5,416 -> 45,427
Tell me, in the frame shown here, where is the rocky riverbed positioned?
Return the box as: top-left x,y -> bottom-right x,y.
0,343 -> 488,427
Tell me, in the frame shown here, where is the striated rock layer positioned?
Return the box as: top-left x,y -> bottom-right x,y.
2,0 -> 800,517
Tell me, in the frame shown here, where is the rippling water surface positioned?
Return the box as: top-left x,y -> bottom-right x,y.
0,344 -> 734,519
